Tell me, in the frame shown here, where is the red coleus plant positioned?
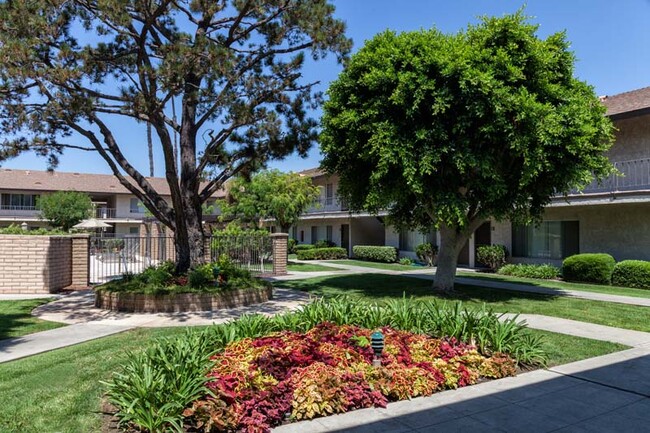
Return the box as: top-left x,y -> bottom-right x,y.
183,322 -> 516,432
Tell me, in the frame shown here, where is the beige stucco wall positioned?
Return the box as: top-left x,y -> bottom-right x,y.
607,114 -> 650,162
293,218 -> 349,246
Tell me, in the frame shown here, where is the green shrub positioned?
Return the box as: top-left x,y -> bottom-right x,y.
562,253 -> 615,284
297,247 -> 347,260
415,243 -> 438,266
498,263 -> 560,280
294,244 -> 315,252
288,238 -> 297,254
138,263 -> 174,287
476,245 -> 508,271
313,240 -> 336,248
352,245 -> 398,263
0,223 -> 68,235
612,260 -> 650,289
104,330 -> 217,432
188,264 -> 214,289
399,257 -> 413,266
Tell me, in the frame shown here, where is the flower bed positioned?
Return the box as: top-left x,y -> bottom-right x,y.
183,323 -> 516,432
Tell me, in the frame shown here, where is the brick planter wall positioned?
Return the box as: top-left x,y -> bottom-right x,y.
95,286 -> 273,313
0,234 -> 89,294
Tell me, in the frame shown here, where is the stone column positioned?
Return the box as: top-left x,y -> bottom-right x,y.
270,233 -> 288,275
70,234 -> 90,288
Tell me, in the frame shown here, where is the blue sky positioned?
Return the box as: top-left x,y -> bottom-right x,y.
4,0 -> 650,175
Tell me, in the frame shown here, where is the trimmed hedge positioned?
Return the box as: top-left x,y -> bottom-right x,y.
498,263 -> 560,280
297,247 -> 347,260
294,244 -> 315,252
612,260 -> 650,289
352,245 -> 398,263
562,253 -> 616,284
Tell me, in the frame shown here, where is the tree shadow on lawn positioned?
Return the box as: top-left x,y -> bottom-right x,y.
275,273 -> 559,305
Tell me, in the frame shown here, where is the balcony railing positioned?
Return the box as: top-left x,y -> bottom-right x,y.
306,195 -> 349,213
571,158 -> 650,195
94,208 -> 117,219
0,205 -> 39,216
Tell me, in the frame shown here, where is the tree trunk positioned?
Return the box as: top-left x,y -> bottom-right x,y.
280,223 -> 291,233
433,219 -> 486,292
174,192 -> 204,273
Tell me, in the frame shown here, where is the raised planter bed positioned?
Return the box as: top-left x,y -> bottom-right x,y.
94,286 -> 273,313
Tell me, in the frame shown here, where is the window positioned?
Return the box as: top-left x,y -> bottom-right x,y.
129,227 -> 139,235
399,229 -> 435,252
129,198 -> 144,213
325,183 -> 334,206
291,226 -> 298,240
300,230 -> 304,242
512,221 -> 579,259
1,193 -> 39,209
311,226 -> 319,243
326,225 -> 333,242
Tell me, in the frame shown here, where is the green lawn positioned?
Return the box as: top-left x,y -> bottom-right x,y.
325,259 -> 426,272
0,324 -> 626,433
0,327 -> 187,433
276,274 -> 650,332
458,271 -> 650,299
0,299 -> 65,340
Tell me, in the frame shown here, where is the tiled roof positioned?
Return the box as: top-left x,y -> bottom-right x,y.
601,86 -> 650,117
0,169 -> 225,197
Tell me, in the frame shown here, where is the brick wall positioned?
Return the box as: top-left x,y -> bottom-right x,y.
0,234 -> 89,294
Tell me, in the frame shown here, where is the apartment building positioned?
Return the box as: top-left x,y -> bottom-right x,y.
291,86 -> 650,267
0,170 -> 223,235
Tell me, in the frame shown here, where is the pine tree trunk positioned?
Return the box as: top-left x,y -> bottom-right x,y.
174,193 -> 204,273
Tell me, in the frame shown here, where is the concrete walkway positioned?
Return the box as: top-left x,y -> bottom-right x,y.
0,288 -> 311,364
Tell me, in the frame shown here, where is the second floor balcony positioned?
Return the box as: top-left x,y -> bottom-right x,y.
570,158 -> 650,195
0,205 -> 39,218
306,195 -> 349,214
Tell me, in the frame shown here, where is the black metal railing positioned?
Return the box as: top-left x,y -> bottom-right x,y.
90,234 -> 273,284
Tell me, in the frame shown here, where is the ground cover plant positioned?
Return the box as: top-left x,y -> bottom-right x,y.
183,323 -> 517,432
105,296 -> 548,432
97,256 -> 268,295
0,299 -> 64,340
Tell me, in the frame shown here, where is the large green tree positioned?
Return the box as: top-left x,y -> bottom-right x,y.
220,169 -> 320,232
320,13 -> 614,291
38,191 -> 92,231
0,0 -> 350,272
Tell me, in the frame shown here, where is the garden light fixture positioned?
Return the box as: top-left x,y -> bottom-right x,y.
371,330 -> 384,367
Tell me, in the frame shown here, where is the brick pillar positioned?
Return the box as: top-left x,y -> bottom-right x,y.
270,233 -> 288,275
204,235 -> 213,263
70,234 -> 90,289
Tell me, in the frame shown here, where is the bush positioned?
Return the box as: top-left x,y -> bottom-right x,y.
476,245 -> 508,271
562,253 -> 616,284
399,257 -> 413,266
0,223 -> 68,235
352,245 -> 398,263
294,244 -> 315,252
415,243 -> 438,266
188,264 -> 214,289
498,264 -> 560,280
288,238 -> 297,254
612,260 -> 650,289
297,247 -> 347,260
313,239 -> 336,248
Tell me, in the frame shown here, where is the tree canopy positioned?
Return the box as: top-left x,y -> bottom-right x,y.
38,191 -> 92,231
320,12 -> 614,290
220,169 -> 320,232
0,0 -> 350,271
